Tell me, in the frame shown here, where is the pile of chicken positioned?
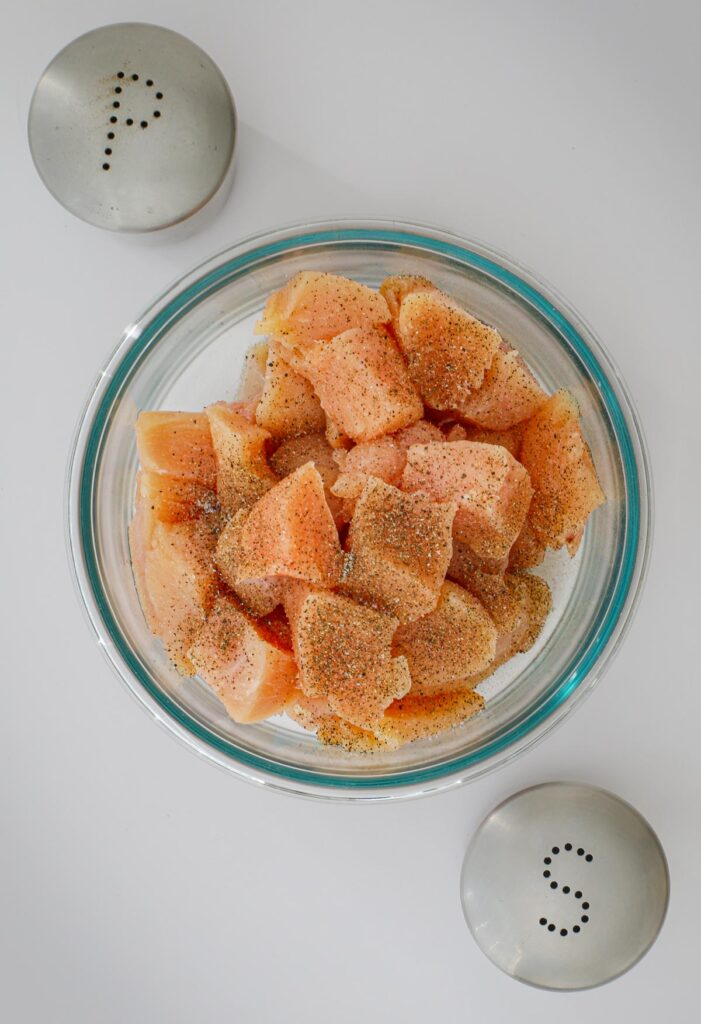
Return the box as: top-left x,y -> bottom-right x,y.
130,272 -> 605,752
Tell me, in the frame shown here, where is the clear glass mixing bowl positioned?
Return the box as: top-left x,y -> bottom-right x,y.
67,221 -> 651,800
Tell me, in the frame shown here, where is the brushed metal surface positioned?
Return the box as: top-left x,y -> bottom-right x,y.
28,23 -> 236,231
460,782 -> 669,990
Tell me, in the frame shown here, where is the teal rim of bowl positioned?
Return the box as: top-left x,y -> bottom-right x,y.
78,226 -> 643,790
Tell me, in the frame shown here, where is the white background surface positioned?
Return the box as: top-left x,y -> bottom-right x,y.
2,1 -> 700,1021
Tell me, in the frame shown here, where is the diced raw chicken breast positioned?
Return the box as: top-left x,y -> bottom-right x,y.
402,440 -> 533,563
339,477 -> 455,624
189,596 -> 297,723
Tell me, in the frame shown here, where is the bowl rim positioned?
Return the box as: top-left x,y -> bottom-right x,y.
66,219 -> 653,800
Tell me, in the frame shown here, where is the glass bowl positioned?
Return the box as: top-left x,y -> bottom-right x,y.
67,221 -> 651,800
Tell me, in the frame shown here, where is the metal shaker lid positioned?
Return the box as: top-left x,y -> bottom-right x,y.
460,782 -> 669,990
28,23 -> 236,232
